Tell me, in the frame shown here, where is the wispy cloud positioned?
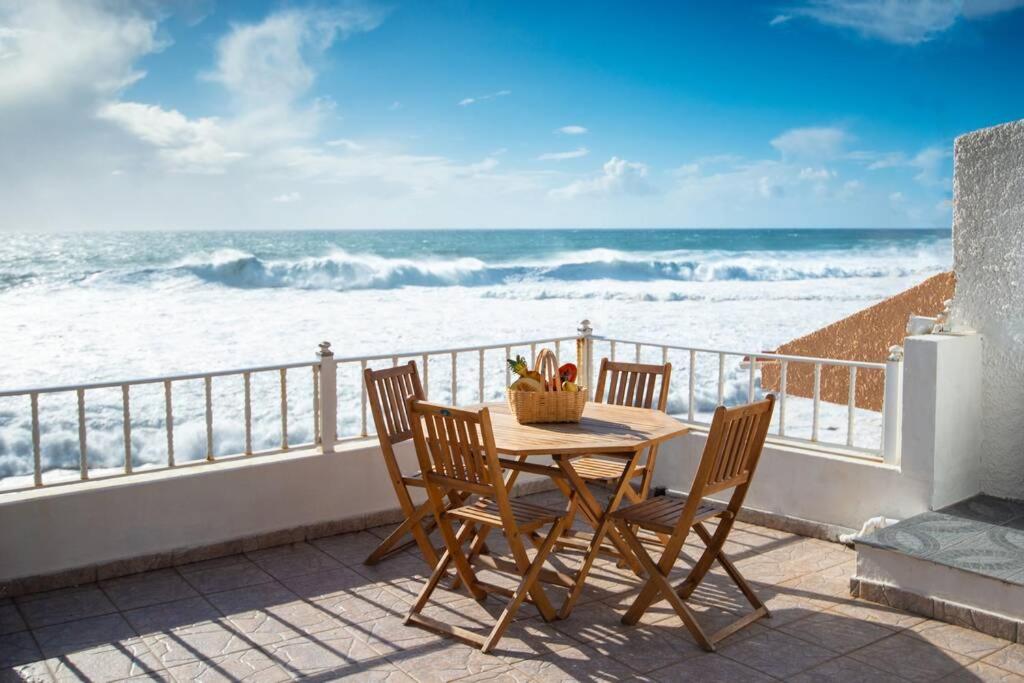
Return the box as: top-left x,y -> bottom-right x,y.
272,191 -> 301,203
326,138 -> 364,151
785,0 -> 1024,45
458,89 -> 511,106
556,125 -> 588,135
551,157 -> 654,198
770,126 -> 849,160
769,14 -> 792,25
538,147 -> 589,161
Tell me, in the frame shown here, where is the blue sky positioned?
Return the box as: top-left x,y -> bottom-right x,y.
1,0 -> 1022,230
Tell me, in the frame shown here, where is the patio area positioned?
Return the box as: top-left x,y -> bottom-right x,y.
3,491 -> 1022,683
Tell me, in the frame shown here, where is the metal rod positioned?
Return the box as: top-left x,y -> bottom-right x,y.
280,368 -> 289,450
847,366 -> 857,447
77,389 -> 88,480
779,361 -> 788,437
313,365 -> 320,445
243,372 -> 252,456
748,355 -> 756,403
811,363 -> 822,442
30,392 -> 41,487
451,351 -> 458,404
688,349 -> 696,422
204,376 -> 213,461
122,384 -> 132,474
165,380 -> 175,466
478,348 -> 485,402
717,352 -> 725,405
360,359 -> 369,437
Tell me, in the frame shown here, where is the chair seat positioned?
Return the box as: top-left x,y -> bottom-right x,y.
611,496 -> 724,534
449,498 -> 562,532
571,456 -> 647,481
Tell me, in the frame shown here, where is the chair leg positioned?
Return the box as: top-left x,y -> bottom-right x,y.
364,500 -> 438,567
506,524 -> 558,622
616,521 -> 715,651
482,519 -> 565,653
435,513 -> 487,601
687,522 -> 766,612
558,515 -> 614,619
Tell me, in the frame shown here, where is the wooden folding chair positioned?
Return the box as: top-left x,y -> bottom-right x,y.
585,396 -> 776,651
404,400 -> 567,653
362,362 -> 443,568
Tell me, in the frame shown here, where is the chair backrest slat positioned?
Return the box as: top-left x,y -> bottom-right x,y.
365,361 -> 425,445
593,359 -> 672,411
408,400 -> 505,502
686,396 -> 775,509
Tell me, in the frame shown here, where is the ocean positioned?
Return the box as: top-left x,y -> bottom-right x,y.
0,228 -> 951,486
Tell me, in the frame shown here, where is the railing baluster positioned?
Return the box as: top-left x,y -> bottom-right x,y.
165,380 -> 175,466
422,353 -> 430,399
392,355 -> 398,367
312,365 -> 320,445
122,384 -> 132,474
610,340 -> 617,362
717,352 -> 725,405
687,349 -> 696,422
360,359 -> 368,437
204,376 -> 213,461
661,345 -> 668,366
555,339 -> 561,361
748,355 -> 756,403
530,343 -> 537,362
77,389 -> 88,480
847,366 -> 857,447
504,346 -> 511,388
243,372 -> 252,455
635,343 -> 641,363
811,363 -> 821,442
779,361 -> 788,436
280,368 -> 289,450
478,348 -> 485,402
450,351 -> 458,404
30,392 -> 41,487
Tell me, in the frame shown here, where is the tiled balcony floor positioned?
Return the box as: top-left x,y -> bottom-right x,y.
4,491 -> 1023,682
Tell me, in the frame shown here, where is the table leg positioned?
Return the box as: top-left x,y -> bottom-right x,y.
553,452 -> 643,575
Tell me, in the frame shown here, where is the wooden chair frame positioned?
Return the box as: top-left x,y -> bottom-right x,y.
362,362 -> 444,568
403,400 -> 566,653
574,396 -> 776,650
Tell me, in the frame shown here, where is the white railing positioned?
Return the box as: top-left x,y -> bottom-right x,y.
591,336 -> 902,462
0,320 -> 902,492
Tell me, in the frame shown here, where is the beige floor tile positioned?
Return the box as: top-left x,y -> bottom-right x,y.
166,648 -> 290,682
788,655 -> 905,682
15,585 -> 117,629
779,610 -> 896,654
717,626 -> 834,678
910,620 -> 1010,659
646,652 -> 774,682
101,569 -> 200,612
985,644 -> 1024,677
246,542 -> 343,580
507,644 -> 638,682
942,661 -> 1024,682
827,597 -> 928,630
847,632 -> 973,682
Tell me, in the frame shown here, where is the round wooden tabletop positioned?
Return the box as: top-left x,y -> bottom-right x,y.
476,401 -> 689,457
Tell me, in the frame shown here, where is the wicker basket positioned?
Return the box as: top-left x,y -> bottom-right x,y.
506,348 -> 587,423
506,388 -> 587,424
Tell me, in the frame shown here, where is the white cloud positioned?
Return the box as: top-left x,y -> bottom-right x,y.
538,147 -> 589,161
272,191 -> 301,203
769,14 -> 793,25
0,0 -> 163,106
458,90 -> 511,106
788,0 -> 1024,45
557,125 -> 588,135
202,7 -> 383,104
770,126 -> 849,160
326,138 -> 364,151
889,191 -> 904,202
550,157 -> 654,198
798,166 -> 835,180
856,144 -> 951,186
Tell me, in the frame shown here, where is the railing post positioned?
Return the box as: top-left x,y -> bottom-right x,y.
882,345 -> 904,465
317,341 -> 337,453
576,319 -> 594,399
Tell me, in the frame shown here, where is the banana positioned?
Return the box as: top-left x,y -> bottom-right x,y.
510,377 -> 544,392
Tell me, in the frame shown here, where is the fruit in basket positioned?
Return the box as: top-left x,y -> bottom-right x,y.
510,376 -> 544,392
507,354 -> 545,384
561,381 -> 580,392
558,363 -> 577,383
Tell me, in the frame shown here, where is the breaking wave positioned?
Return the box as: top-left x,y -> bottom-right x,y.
144,246 -> 949,291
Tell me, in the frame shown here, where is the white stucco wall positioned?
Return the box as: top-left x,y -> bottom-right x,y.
950,118 -> 1024,499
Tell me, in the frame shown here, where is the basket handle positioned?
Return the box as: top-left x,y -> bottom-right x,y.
534,348 -> 559,389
